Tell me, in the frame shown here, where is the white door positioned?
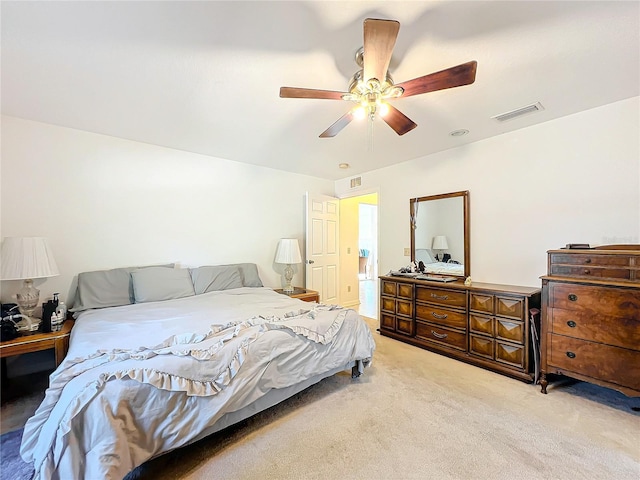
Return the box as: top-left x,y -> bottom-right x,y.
305,193 -> 340,304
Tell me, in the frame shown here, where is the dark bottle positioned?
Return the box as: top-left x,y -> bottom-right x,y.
41,301 -> 56,333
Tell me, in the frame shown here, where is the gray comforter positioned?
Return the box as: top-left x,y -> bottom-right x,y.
21,287 -> 375,479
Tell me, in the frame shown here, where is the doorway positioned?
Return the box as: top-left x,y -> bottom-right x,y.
358,202 -> 378,318
338,192 -> 378,319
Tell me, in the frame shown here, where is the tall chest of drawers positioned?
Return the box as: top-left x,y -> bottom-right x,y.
540,247 -> 640,396
380,276 -> 541,382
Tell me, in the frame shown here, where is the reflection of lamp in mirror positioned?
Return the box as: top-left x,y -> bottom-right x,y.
275,238 -> 302,294
432,235 -> 449,262
1,237 -> 60,325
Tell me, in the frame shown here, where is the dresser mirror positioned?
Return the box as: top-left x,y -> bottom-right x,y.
410,190 -> 470,278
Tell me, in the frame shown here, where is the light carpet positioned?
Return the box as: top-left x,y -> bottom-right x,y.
2,317 -> 639,479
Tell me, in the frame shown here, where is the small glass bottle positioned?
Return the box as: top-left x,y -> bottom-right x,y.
56,301 -> 67,322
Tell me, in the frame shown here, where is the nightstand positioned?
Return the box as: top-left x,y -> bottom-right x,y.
274,288 -> 320,303
0,319 -> 74,368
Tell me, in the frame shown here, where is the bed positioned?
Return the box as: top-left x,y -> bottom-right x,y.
415,248 -> 464,276
20,263 -> 375,480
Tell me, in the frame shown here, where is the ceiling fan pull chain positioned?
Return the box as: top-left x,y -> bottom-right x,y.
367,116 -> 374,152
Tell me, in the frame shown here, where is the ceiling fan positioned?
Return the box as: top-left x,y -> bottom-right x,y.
280,18 -> 477,138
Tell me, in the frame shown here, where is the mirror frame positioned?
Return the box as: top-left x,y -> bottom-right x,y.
410,190 -> 470,278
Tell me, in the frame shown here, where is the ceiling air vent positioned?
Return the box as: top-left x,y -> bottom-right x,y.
492,102 -> 544,122
350,176 -> 362,188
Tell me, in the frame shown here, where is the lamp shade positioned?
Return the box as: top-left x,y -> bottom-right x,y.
275,238 -> 302,264
432,235 -> 449,250
1,237 -> 59,280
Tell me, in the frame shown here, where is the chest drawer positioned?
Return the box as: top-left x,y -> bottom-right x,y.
416,286 -> 466,309
550,253 -> 634,267
548,334 -> 640,390
416,304 -> 467,330
416,323 -> 466,351
550,265 -> 632,281
549,308 -> 640,350
548,283 -> 640,317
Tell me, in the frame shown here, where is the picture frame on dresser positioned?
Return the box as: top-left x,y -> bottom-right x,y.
539,245 -> 640,397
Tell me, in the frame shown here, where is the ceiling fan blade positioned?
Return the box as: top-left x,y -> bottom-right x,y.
395,61 -> 477,98
280,87 -> 347,100
382,105 -> 417,136
363,18 -> 400,83
319,111 -> 355,138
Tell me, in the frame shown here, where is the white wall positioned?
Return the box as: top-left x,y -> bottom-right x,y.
1,116 -> 334,306
336,97 -> 640,287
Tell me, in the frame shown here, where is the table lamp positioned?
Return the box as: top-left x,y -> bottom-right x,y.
275,238 -> 302,294
1,237 -> 59,322
432,235 -> 449,262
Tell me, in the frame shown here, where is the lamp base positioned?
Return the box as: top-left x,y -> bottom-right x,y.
283,264 -> 294,293
16,278 -> 40,318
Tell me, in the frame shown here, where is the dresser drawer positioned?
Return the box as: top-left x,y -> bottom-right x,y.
549,308 -> 640,351
416,286 -> 466,309
416,304 -> 467,330
381,280 -> 397,297
549,283 -> 640,317
380,297 -> 395,313
496,296 -> 525,320
397,282 -> 414,299
469,293 -> 493,314
549,334 -> 640,390
496,319 -> 524,344
469,314 -> 494,336
550,253 -> 634,267
470,334 -> 494,359
396,316 -> 414,336
550,265 -> 632,281
496,341 -> 525,369
416,322 -> 466,351
380,313 -> 395,331
396,299 -> 413,318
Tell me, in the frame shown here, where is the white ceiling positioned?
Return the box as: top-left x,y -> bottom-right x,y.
2,1 -> 639,181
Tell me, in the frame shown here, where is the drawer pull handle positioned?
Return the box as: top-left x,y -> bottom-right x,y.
568,294 -> 578,302
432,312 -> 448,320
431,330 -> 448,339
585,258 -> 591,264
431,293 -> 449,300
567,320 -> 577,328
584,269 -> 590,275
566,351 -> 576,359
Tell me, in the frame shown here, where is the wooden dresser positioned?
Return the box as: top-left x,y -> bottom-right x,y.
540,247 -> 640,396
380,276 -> 541,382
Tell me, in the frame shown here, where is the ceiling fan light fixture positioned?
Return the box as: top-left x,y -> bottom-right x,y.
353,106 -> 367,120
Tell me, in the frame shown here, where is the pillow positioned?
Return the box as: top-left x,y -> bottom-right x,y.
234,263 -> 263,287
131,267 -> 195,303
415,249 -> 437,264
190,265 -> 243,294
207,263 -> 263,287
71,263 -> 174,312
